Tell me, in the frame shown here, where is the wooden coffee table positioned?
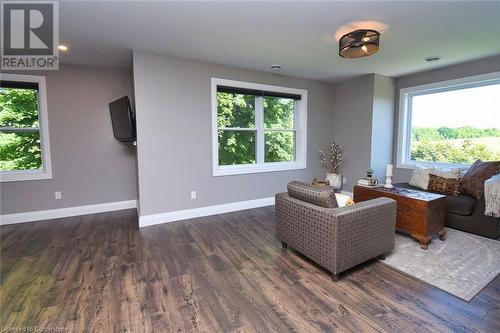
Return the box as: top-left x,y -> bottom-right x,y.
353,185 -> 447,249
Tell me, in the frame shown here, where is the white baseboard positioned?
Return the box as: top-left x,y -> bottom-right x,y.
139,197 -> 275,228
0,200 -> 137,225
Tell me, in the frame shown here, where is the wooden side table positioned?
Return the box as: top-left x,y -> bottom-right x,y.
353,185 -> 447,249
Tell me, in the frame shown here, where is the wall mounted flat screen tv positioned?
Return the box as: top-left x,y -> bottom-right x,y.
109,96 -> 136,142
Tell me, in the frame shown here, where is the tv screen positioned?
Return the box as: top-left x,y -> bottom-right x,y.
109,96 -> 136,142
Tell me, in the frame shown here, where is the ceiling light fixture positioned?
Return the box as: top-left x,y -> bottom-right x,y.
425,56 -> 441,62
339,29 -> 380,58
270,64 -> 282,70
58,44 -> 69,51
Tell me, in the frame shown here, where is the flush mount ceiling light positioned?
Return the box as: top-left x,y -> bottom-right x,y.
270,64 -> 282,70
339,29 -> 380,58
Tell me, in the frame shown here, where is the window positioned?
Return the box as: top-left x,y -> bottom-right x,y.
212,78 -> 307,176
0,74 -> 52,182
397,72 -> 500,169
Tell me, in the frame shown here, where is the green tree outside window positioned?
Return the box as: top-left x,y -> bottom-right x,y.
217,92 -> 296,166
0,87 -> 42,171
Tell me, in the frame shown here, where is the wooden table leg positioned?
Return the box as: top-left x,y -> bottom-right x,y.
414,234 -> 432,250
438,229 -> 446,241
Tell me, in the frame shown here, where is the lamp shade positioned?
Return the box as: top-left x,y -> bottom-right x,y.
339,29 -> 380,58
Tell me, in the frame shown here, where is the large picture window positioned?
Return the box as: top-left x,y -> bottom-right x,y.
212,78 -> 307,176
0,74 -> 52,182
397,72 -> 500,169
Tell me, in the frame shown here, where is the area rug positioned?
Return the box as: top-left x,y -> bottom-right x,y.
383,228 -> 500,302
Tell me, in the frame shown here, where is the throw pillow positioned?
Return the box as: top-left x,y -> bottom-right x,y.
432,167 -> 461,179
409,165 -> 436,190
287,181 -> 339,208
459,160 -> 500,199
334,193 -> 354,207
427,174 -> 460,196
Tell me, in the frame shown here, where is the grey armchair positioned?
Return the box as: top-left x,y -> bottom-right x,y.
275,182 -> 397,281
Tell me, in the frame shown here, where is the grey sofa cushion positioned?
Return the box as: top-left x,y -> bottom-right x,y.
445,194 -> 477,216
287,181 -> 338,208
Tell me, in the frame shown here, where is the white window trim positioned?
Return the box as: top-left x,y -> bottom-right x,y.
0,74 -> 52,182
396,71 -> 500,170
211,78 -> 307,176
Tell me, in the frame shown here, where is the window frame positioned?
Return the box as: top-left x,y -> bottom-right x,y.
396,71 -> 500,170
211,78 -> 307,176
0,73 -> 52,182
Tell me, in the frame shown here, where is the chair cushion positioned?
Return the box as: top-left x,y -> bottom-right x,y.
446,194 -> 477,216
287,181 -> 338,208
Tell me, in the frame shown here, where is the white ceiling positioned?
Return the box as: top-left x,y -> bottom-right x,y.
59,1 -> 500,82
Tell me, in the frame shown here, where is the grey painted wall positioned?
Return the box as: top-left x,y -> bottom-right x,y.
132,51 -> 335,216
392,55 -> 500,183
371,74 -> 395,182
1,65 -> 138,214
331,75 -> 375,191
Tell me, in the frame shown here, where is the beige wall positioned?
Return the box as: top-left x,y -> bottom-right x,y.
133,51 -> 336,216
1,65 -> 138,214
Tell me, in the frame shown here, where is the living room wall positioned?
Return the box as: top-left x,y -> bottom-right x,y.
392,54 -> 500,183
332,74 -> 395,191
132,51 -> 335,217
331,75 -> 374,190
1,65 -> 138,215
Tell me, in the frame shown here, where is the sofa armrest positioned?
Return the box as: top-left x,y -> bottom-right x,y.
332,197 -> 397,273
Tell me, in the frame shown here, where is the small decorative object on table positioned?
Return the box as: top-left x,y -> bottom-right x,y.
358,168 -> 378,186
384,164 -> 394,189
319,139 -> 346,190
312,178 -> 330,187
358,177 -> 379,187
367,168 -> 374,178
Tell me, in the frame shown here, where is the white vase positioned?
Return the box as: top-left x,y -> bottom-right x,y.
326,173 -> 342,189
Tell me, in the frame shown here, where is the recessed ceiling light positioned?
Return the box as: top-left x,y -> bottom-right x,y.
270,64 -> 282,70
58,44 -> 69,51
425,56 -> 441,62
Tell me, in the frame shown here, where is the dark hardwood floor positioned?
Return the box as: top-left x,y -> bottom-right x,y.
1,207 -> 499,332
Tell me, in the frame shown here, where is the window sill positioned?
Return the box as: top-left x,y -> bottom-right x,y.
213,161 -> 306,176
397,160 -> 471,170
0,169 -> 52,182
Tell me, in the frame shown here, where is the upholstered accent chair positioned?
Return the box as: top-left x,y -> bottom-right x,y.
276,181 -> 397,281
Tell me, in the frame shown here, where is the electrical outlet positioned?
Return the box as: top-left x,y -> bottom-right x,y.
190,191 -> 197,200
343,177 -> 347,184
55,191 -> 62,200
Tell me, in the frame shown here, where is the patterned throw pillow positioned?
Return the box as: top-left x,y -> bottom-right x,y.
459,160 -> 500,199
427,174 -> 460,196
287,181 -> 338,208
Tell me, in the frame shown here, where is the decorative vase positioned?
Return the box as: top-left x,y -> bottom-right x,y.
326,173 -> 342,189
